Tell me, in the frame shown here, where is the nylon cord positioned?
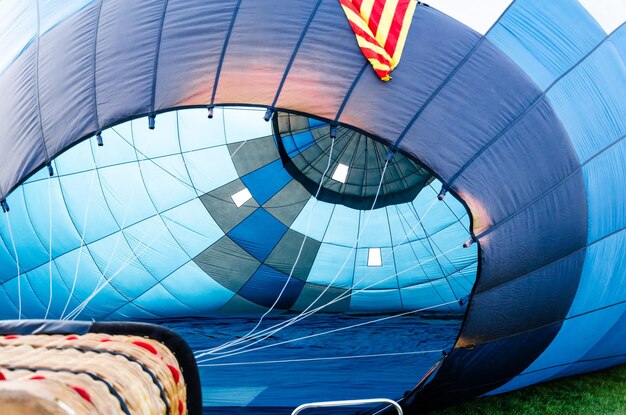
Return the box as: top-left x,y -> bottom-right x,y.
196,299 -> 460,364
5,211 -> 22,320
207,131 -> 338,355
44,171 -> 53,319
60,170 -> 97,319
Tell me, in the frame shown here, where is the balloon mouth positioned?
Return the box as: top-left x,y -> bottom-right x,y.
0,106 -> 477,320
273,112 -> 435,210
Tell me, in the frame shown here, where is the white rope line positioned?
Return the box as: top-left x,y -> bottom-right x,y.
201,155 -> 392,357
65,186 -> 138,320
60,170 -> 96,319
63,220 -> 168,320
196,299 -> 460,364
5,211 -> 21,320
194,194 -> 445,358
44,172 -> 53,319
198,349 -> 443,367
195,245 -> 463,360
207,135 -> 337,355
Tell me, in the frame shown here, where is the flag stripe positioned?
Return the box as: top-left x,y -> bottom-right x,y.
360,0 -> 375,24
368,0 -> 385,35
339,0 -> 416,81
375,0 -> 398,49
384,0 -> 409,63
391,0 -> 416,67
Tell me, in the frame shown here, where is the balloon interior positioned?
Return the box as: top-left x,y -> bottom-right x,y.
0,0 -> 625,414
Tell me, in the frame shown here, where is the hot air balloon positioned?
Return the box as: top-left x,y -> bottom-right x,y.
0,0 -> 624,413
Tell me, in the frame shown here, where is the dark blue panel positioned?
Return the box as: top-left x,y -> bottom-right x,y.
228,208 -> 287,262
241,160 -> 292,205
409,322 -> 562,409
462,251 -> 585,344
238,264 -> 305,309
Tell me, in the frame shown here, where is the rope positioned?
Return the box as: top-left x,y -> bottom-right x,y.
60,170 -> 97,319
201,154 -> 392,358
195,246 -> 463,361
194,194 -> 448,359
63,221 -> 168,320
44,173 -> 53,319
5,211 -> 21,320
198,349 -> 444,368
67,184 -> 138,320
207,134 -> 337,356
196,299 -> 460,364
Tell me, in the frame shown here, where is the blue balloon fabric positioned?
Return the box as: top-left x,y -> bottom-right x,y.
0,0 -> 624,411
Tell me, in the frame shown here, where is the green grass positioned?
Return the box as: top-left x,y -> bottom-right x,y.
427,364 -> 626,415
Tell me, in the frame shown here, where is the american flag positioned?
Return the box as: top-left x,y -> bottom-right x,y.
339,0 -> 417,81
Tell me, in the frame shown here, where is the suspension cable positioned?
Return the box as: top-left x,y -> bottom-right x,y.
5,210 -> 21,320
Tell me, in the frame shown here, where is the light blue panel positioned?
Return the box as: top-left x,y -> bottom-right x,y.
290,198 -> 333,241
349,289 -> 402,313
394,241 -> 446,288
430,181 -> 467,219
0,236 -> 17,283
24,261 -> 68,319
123,216 -> 190,281
401,278 -> 458,311
107,302 -> 161,320
487,0 -> 604,90
353,247 -> 398,290
92,125 -> 138,168
132,111 -> 180,159
224,108 -> 272,144
182,146 -> 238,194
614,27 -> 626,64
570,229 -> 626,316
22,178 -> 82,258
54,247 -> 104,311
132,283 -> 195,317
583,140 -> 626,243
160,261 -> 235,312
548,38 -> 626,163
307,243 -> 356,289
429,223 -> 475,276
98,162 -> 157,226
55,140 -> 95,176
322,205 -> 359,246
161,199 -> 224,258
87,231 -> 158,298
447,263 -> 478,296
78,281 -> 130,320
59,170 -> 119,243
0,286 -> 19,318
358,208 -> 392,247
491,303 -> 626,394
139,154 -> 196,211
178,108 -> 227,152
40,0 -> 96,34
24,168 -> 50,185
0,0 -> 36,74
419,200 -> 459,237
3,271 -> 47,318
530,304 -> 626,371
387,204 -> 423,245
0,190 -> 49,271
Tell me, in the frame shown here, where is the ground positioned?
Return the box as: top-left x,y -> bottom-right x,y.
428,364 -> 626,415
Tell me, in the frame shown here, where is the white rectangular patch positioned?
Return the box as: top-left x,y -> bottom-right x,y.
368,247 -> 382,267
332,163 -> 350,183
231,188 -> 253,208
